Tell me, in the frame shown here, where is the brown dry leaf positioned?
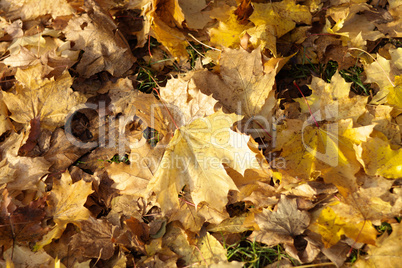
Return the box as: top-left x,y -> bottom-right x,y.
106,195 -> 145,226
0,132 -> 50,190
0,0 -> 74,21
354,223 -> 402,267
1,64 -> 87,130
179,0 -> 211,29
0,97 -> 12,137
206,214 -> 252,234
35,171 -> 93,249
3,29 -> 79,75
294,71 -> 368,122
3,245 -> 64,268
64,0 -> 136,77
0,192 -> 48,248
250,195 -> 310,247
342,174 -> 401,225
326,3 -> 384,48
106,79 -> 168,136
147,110 -> 266,216
43,128 -> 94,172
357,105 -> 401,145
193,47 -> 278,119
369,0 -> 402,38
69,216 -> 115,261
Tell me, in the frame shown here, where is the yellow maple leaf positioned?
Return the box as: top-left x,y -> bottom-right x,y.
275,119 -> 373,195
209,11 -> 252,48
35,171 -> 93,249
146,110 -> 266,215
387,75 -> 402,108
309,201 -> 378,248
294,71 -> 368,122
358,135 -> 402,178
162,222 -> 228,266
248,0 -> 311,56
145,0 -> 188,60
364,47 -> 402,105
1,64 -> 87,130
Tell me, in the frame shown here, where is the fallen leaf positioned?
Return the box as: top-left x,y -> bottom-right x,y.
250,195 -> 310,247
275,119 -> 374,195
209,11 -> 252,48
0,132 -> 51,190
294,71 -> 368,122
193,47 -> 278,118
2,64 -> 87,130
69,216 -> 115,260
248,0 -> 311,56
64,0 -> 136,77
358,135 -> 402,178
0,0 -> 74,21
147,110 -> 265,216
160,73 -> 218,128
354,223 -> 402,267
3,245 -> 63,268
163,222 -> 228,266
35,171 -> 93,249
309,200 -> 378,248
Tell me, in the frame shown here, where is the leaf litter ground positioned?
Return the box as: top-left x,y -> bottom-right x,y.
0,0 -> 401,267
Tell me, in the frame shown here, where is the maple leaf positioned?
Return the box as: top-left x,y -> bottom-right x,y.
64,0 -> 136,77
294,71 -> 368,122
354,223 -> 402,267
247,0 -> 311,56
108,162 -> 150,196
3,28 -> 79,76
275,119 -> 373,195
0,96 -> 13,137
69,216 -> 115,260
209,10 -> 252,48
325,2 -> 384,48
250,195 -> 310,247
144,0 -> 188,60
358,135 -> 402,178
105,79 -> 168,136
357,105 -> 400,144
160,73 -> 218,128
309,200 -> 378,248
0,0 -> 74,21
147,110 -> 266,216
179,0 -> 212,29
364,47 -> 402,106
1,64 -> 87,130
3,245 -> 62,268
162,222 -> 228,266
191,47 -> 279,119
35,171 -> 93,249
0,190 -> 48,249
0,132 -> 50,190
